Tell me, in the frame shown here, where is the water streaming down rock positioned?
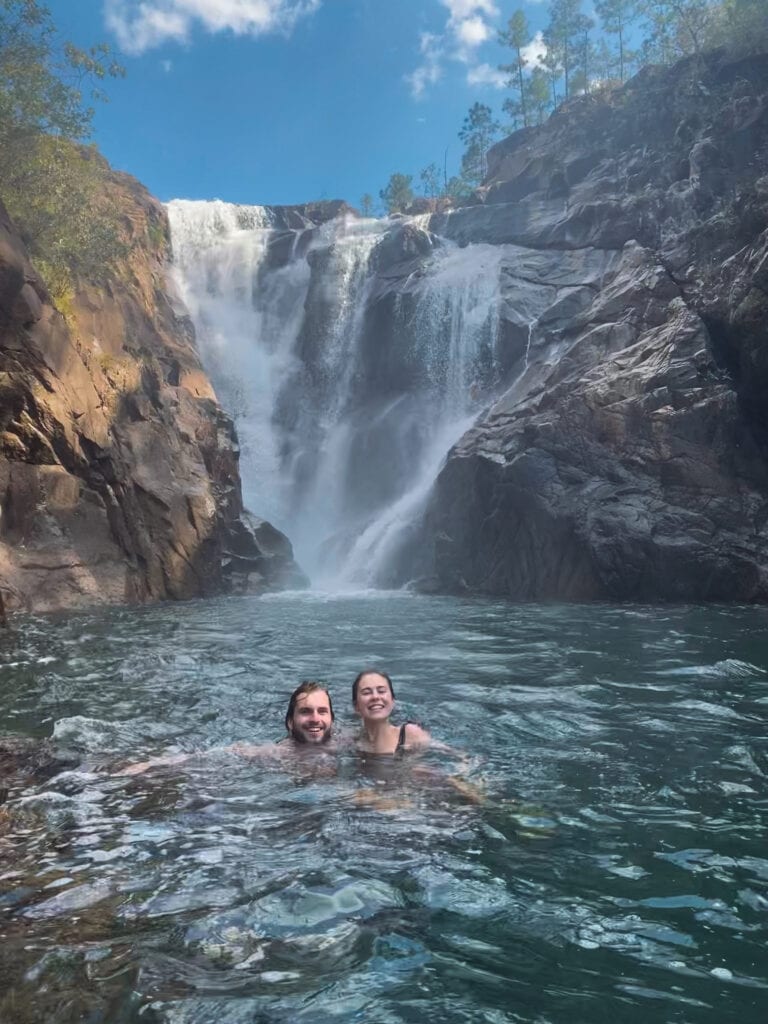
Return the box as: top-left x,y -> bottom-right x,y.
167,199 -> 300,528
167,202 -> 514,587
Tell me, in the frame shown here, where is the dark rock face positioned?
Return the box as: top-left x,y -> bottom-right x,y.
393,50 -> 768,602
0,174 -> 305,615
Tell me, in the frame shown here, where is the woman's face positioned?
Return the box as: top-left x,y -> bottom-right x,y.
354,672 -> 394,723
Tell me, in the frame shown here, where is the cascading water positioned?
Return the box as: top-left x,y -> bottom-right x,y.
337,242 -> 506,586
168,199 -> 303,526
167,202 -> 508,587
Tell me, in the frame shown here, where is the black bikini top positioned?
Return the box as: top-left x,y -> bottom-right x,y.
396,722 -> 414,753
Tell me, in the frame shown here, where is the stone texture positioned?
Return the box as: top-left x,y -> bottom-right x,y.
0,171 -> 305,615
390,50 -> 768,601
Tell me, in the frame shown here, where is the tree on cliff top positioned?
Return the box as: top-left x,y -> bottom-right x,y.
595,0 -> 639,81
499,10 -> 532,128
0,0 -> 125,296
380,173 -> 415,214
459,103 -> 500,188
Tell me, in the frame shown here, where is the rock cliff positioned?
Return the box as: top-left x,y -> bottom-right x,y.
0,171 -> 305,615
391,49 -> 768,600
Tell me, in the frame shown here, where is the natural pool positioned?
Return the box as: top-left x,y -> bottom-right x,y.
0,592 -> 766,1023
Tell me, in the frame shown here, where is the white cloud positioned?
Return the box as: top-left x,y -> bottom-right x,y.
405,31 -> 443,99
521,31 -> 547,69
104,0 -> 321,55
406,63 -> 442,99
441,0 -> 498,19
161,58 -> 173,71
466,62 -> 506,88
455,15 -> 490,49
406,1 -> 503,99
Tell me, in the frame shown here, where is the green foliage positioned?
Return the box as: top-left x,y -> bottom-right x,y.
595,0 -> 639,81
359,193 -> 374,216
419,162 -> 442,198
526,68 -> 553,125
146,218 -> 167,254
0,0 -> 125,297
499,10 -> 532,127
444,175 -> 473,199
701,0 -> 768,54
547,0 -> 594,97
379,173 -> 414,214
492,0 -> 766,148
458,103 -> 500,188
3,136 -> 127,298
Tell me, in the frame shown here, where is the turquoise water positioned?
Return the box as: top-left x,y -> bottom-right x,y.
0,593 -> 766,1023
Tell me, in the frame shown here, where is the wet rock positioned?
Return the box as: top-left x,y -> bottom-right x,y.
0,169 -> 303,613
385,50 -> 768,602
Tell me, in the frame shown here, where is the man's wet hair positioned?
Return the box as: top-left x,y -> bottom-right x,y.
285,680 -> 335,730
351,669 -> 395,703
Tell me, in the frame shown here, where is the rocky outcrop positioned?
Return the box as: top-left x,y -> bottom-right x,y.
392,49 -> 768,601
0,172 -> 305,615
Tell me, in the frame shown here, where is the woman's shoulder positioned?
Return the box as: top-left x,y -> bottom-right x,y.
402,721 -> 431,748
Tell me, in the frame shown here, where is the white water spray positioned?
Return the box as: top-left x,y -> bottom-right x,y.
167,203 -> 507,587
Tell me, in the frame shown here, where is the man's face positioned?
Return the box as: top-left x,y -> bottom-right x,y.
287,690 -> 333,744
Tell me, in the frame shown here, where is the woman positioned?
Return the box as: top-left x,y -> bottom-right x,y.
352,669 -> 431,754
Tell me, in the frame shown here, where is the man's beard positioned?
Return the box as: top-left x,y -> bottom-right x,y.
291,725 -> 332,745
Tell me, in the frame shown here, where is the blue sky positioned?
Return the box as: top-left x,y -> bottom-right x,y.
45,0 -> 552,208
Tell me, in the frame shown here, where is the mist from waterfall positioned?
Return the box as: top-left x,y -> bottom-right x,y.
167,201 -> 506,588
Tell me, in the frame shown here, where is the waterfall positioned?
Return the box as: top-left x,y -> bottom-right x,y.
167,199 -> 301,526
167,202 -> 506,588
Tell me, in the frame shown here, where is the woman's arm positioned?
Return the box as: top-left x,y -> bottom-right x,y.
403,723 -> 433,749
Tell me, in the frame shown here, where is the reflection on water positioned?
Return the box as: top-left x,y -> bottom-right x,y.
0,593 -> 766,1023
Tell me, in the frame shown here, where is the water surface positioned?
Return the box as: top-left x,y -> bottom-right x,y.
0,593 -> 766,1023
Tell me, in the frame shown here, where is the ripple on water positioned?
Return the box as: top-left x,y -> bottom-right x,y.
0,596 -> 766,1023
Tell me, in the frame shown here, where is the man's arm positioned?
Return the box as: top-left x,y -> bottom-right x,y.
115,753 -> 190,776
115,740 -> 285,776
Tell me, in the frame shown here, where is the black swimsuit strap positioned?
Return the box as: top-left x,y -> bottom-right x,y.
396,722 -> 411,752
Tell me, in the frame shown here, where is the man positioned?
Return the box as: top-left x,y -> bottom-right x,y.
232,680 -> 336,755
118,680 -> 336,774
284,680 -> 335,745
